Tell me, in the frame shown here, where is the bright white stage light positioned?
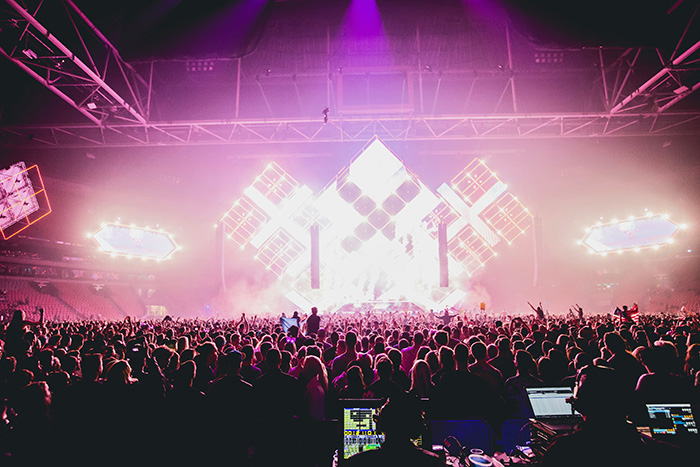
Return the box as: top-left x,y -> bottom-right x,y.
223,137 -> 532,312
91,223 -> 179,261
579,213 -> 683,256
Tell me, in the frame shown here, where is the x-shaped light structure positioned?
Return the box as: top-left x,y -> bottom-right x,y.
222,137 -> 532,311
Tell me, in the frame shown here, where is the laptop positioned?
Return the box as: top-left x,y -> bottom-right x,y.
526,387 -> 583,431
644,403 -> 698,447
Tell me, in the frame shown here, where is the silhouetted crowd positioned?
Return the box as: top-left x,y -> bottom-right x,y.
1,306 -> 699,466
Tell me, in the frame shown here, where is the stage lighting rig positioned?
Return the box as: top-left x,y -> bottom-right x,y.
222,137 -> 533,312
89,223 -> 180,261
0,162 -> 51,240
580,213 -> 684,255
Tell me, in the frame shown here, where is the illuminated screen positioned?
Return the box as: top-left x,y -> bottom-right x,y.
91,223 -> 179,260
0,162 -> 40,230
647,404 -> 698,436
343,405 -> 385,460
222,137 -> 532,311
526,387 -> 581,418
582,214 -> 681,254
0,162 -> 51,240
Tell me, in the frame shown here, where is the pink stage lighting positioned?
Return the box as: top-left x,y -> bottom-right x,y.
579,213 -> 685,255
222,137 -> 532,312
89,223 -> 180,261
0,162 -> 51,240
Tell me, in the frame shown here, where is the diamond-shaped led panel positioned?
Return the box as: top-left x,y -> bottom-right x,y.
448,225 -> 497,276
221,197 -> 269,247
0,162 -> 51,240
482,193 -> 532,244
256,229 -> 305,276
91,223 -> 179,261
251,162 -> 299,207
423,200 -> 461,240
580,214 -> 684,255
223,137 -> 532,312
451,159 -> 500,206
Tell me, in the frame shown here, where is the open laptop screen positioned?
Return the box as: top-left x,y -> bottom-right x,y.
646,403 -> 698,436
526,387 -> 581,419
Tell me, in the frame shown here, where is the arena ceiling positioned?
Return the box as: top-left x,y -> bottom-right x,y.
0,0 -> 699,149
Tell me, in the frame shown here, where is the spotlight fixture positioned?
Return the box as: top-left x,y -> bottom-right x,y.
22,48 -> 38,60
534,52 -> 564,64
322,107 -> 329,124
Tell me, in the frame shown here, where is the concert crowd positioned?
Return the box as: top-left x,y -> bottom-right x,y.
1,305 -> 698,466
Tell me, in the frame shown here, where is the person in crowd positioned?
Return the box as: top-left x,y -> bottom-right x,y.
207,350 -> 253,463
162,359 -> 206,464
431,345 -> 454,385
409,359 -> 433,399
3,308 -> 43,360
306,306 -> 321,336
634,345 -> 692,407
240,343 -> 262,383
301,354 -> 328,421
338,364 -> 367,399
387,347 -> 411,390
489,337 -> 516,380
603,331 -> 645,391
469,341 -> 504,391
9,381 -> 54,465
331,331 -> 358,378
503,349 -> 544,419
367,356 -> 406,400
433,343 -> 499,423
401,332 -> 425,374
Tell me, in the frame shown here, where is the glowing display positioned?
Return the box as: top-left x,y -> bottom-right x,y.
90,223 -> 179,261
222,137 -> 532,311
581,214 -> 683,254
343,406 -> 385,460
0,162 -> 51,240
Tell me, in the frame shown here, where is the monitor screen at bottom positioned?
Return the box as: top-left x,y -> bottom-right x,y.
647,404 -> 698,436
343,407 -> 385,459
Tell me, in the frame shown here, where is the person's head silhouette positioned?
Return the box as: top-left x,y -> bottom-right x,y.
374,395 -> 425,441
568,365 -> 628,420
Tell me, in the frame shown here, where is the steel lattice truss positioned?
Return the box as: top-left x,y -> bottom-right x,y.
600,43 -> 700,116
1,111 -> 700,147
1,1 -> 700,148
0,0 -> 149,126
